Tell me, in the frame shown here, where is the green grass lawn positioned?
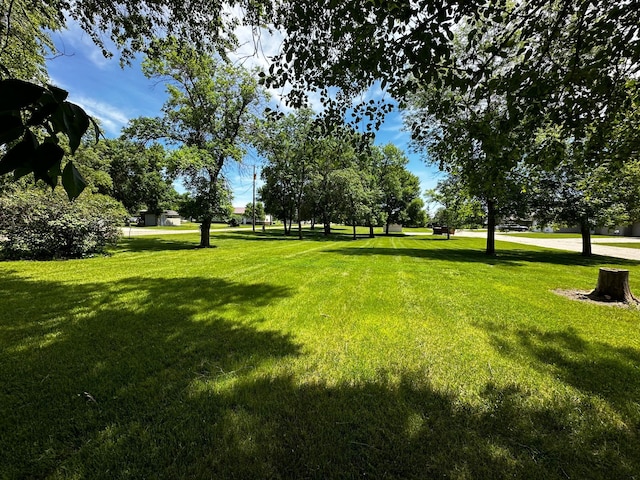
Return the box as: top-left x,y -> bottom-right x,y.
2,231 -> 640,479
599,242 -> 640,249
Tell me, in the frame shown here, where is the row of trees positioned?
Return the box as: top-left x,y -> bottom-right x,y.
3,0 -> 638,258
255,110 -> 424,239
404,11 -> 640,256
2,15 -> 427,255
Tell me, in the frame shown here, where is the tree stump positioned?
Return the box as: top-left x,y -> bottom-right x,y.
589,268 -> 637,303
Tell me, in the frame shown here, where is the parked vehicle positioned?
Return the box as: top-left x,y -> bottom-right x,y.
498,224 -> 529,232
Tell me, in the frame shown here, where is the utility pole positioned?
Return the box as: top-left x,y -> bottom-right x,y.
252,165 -> 256,232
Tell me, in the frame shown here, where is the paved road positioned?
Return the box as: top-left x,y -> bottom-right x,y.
453,230 -> 640,261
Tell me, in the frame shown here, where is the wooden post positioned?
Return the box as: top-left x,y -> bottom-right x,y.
590,268 -> 637,303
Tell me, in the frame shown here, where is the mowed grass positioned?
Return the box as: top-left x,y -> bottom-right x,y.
1,230 -> 640,479
599,242 -> 640,249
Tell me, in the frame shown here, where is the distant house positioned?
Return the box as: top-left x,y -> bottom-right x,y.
553,222 -> 640,237
233,206 -> 248,224
232,206 -> 274,225
140,210 -> 182,227
594,223 -> 640,237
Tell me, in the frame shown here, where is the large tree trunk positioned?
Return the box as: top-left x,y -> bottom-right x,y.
580,220 -> 592,257
590,268 -> 637,303
486,199 -> 496,256
369,224 -> 374,238
298,215 -> 303,240
352,221 -> 356,240
200,218 -> 211,248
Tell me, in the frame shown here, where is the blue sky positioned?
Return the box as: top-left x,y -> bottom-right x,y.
46,24 -> 441,210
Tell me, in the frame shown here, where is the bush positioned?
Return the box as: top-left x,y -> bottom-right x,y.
0,188 -> 126,260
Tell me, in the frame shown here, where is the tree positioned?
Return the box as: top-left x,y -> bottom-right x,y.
6,1 -> 640,204
527,157 -> 628,256
405,198 -> 427,228
244,201 -> 265,224
0,0 -> 61,81
124,39 -> 265,247
4,0 -> 259,66
426,176 -> 485,239
405,17 -> 531,255
306,127 -> 362,236
265,2 -> 640,128
265,0 -> 483,112
331,166 -> 372,240
0,0 -> 263,199
255,109 -> 316,238
101,139 -> 176,215
264,1 -> 640,254
354,144 -> 385,238
377,144 -> 420,234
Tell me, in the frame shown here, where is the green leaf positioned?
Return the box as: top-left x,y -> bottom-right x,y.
45,84 -> 69,103
26,93 -> 59,127
62,161 -> 87,200
90,117 -> 102,144
33,142 -> 64,187
0,79 -> 45,111
0,136 -> 36,175
0,113 -> 25,145
62,102 -> 91,153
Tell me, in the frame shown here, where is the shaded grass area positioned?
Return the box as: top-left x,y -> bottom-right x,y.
2,232 -> 640,479
135,222 -> 254,231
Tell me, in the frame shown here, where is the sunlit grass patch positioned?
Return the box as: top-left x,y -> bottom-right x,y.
598,242 -> 640,249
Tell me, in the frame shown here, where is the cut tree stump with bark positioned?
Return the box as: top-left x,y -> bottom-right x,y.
589,268 -> 638,304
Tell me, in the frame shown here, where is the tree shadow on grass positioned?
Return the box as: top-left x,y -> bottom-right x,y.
113,230 -> 360,252
36,370 -> 640,479
325,245 -> 640,268
209,229 -> 361,243
481,323 -> 640,417
113,236 -> 202,253
0,273 -> 299,478
2,274 -> 639,478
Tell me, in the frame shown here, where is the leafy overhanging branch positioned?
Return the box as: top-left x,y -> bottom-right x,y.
0,78 -> 99,199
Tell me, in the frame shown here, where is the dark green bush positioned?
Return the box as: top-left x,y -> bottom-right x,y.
0,188 -> 126,259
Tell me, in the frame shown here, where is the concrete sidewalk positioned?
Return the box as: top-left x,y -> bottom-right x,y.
454,230 -> 640,261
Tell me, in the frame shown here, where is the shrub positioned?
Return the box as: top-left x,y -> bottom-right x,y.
0,188 -> 126,259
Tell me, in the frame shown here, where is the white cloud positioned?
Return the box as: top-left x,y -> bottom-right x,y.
46,75 -> 67,90
229,24 -> 285,73
70,95 -> 130,135
52,20 -> 116,71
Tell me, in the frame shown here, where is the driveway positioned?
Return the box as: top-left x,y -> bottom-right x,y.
453,230 -> 640,261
